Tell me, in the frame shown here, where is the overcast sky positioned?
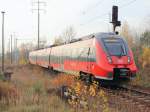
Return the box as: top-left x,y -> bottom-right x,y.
0,0 -> 150,52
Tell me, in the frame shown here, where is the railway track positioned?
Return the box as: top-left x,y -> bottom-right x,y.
102,85 -> 150,111
59,75 -> 150,112
28,67 -> 149,111
120,85 -> 150,106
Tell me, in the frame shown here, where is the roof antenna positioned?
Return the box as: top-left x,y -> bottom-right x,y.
110,6 -> 121,34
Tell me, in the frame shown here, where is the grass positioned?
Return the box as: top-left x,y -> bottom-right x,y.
0,65 -> 74,112
0,73 -> 5,81
3,94 -> 72,112
131,66 -> 150,87
0,64 -> 149,112
51,74 -> 150,112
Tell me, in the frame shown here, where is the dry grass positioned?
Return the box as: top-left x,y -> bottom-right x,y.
51,74 -> 150,112
131,67 -> 150,87
0,64 -> 149,112
51,74 -> 76,88
0,65 -> 73,112
131,46 -> 150,87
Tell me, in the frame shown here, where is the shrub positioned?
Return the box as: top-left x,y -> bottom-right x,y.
0,73 -> 5,81
0,81 -> 19,105
141,47 -> 150,68
51,74 -> 75,88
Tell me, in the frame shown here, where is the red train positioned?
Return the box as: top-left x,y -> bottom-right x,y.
29,32 -> 137,84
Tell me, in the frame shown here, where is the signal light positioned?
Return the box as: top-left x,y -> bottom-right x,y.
111,5 -> 121,32
112,6 -> 118,22
112,6 -> 121,27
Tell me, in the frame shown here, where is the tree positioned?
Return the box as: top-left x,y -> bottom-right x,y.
141,47 -> 150,68
40,38 -> 47,48
62,26 -> 76,43
53,26 -> 76,45
53,36 -> 64,45
120,21 -> 134,48
144,15 -> 150,30
18,43 -> 35,64
140,30 -> 150,47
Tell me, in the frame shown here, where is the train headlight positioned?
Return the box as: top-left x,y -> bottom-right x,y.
107,56 -> 112,63
128,56 -> 131,63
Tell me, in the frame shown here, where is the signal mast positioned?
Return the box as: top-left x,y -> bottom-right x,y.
110,6 -> 121,33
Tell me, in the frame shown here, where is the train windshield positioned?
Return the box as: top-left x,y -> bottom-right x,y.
102,38 -> 127,56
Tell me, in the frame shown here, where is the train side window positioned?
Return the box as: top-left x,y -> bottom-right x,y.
58,47 -> 61,64
91,47 -> 96,62
61,47 -> 63,64
79,47 -> 86,61
72,47 -> 76,60
63,47 -> 66,61
69,47 -> 72,60
78,47 -> 83,61
65,46 -> 67,61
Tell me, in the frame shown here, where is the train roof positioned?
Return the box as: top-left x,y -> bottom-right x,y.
51,32 -> 117,46
94,32 -> 116,38
31,32 -> 118,51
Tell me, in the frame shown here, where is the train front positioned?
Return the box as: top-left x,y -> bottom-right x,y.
93,33 -> 137,82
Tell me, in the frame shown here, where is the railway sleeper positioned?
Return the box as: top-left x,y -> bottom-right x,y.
120,93 -> 150,107
107,88 -> 150,107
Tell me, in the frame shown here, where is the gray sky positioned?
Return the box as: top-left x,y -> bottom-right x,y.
0,0 -> 150,52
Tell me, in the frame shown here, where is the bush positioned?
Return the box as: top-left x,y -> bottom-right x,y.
0,81 -> 19,106
0,73 -> 5,81
141,47 -> 150,68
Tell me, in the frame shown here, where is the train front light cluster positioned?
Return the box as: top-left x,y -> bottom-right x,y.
128,56 -> 131,63
107,56 -> 112,63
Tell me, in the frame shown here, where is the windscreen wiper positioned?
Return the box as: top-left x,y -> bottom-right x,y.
119,45 -> 124,57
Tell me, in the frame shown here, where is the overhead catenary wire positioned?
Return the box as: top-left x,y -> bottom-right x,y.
80,0 -> 138,27
80,0 -> 109,27
82,0 -> 105,15
120,0 -> 138,9
80,13 -> 109,26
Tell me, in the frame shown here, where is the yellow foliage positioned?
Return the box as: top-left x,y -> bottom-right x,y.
51,74 -> 75,88
141,47 -> 150,68
74,82 -> 81,95
51,75 -> 110,111
89,85 -> 96,96
19,58 -> 27,65
98,90 -> 105,97
66,80 -> 110,112
121,21 -> 134,48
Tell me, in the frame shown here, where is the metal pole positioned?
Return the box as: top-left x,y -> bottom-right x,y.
32,0 -> 46,49
14,38 -> 16,64
8,38 -> 10,63
1,11 -> 5,72
37,0 -> 40,49
16,38 -> 18,64
10,35 -> 13,64
14,38 -> 15,64
15,38 -> 18,64
113,24 -> 116,32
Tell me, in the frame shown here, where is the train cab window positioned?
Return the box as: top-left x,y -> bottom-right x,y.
102,38 -> 128,56
105,43 -> 126,56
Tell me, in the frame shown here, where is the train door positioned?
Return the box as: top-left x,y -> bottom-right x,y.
86,47 -> 92,73
49,48 -> 52,68
35,54 -> 37,65
60,46 -> 63,71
